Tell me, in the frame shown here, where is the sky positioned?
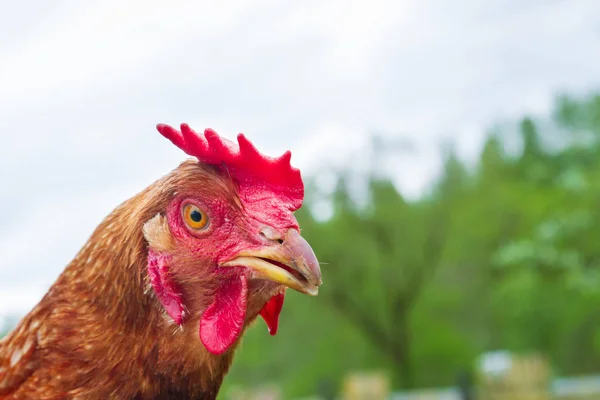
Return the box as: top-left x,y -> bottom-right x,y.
1,0 -> 599,320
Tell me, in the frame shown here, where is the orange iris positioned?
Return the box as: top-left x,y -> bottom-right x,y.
182,203 -> 208,230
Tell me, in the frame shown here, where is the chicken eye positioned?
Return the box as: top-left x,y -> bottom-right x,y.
182,203 -> 209,230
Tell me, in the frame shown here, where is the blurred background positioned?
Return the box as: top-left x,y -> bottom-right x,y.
2,0 -> 600,399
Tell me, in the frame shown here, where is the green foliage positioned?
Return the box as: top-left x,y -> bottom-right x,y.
220,92 -> 600,398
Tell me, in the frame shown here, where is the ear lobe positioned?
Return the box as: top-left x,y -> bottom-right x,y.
143,213 -> 175,252
147,249 -> 185,325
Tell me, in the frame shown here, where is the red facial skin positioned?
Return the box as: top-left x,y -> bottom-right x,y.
149,184 -> 301,354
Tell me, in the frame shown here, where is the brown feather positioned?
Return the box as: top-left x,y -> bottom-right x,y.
0,160 -> 268,400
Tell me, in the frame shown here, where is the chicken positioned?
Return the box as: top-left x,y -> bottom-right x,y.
0,123 -> 322,400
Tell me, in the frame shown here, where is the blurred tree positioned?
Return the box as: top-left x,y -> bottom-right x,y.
301,142 -> 466,389
555,93 -> 600,140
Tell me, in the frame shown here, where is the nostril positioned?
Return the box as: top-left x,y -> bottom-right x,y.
260,226 -> 284,244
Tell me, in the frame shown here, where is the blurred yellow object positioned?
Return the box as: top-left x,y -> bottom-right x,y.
342,371 -> 390,400
477,351 -> 550,400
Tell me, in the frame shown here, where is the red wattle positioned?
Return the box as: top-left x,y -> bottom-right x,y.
200,274 -> 248,355
259,292 -> 285,336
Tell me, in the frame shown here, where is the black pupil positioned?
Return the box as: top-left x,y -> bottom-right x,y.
190,209 -> 203,223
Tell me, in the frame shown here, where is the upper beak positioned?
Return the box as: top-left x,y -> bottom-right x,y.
220,229 -> 322,296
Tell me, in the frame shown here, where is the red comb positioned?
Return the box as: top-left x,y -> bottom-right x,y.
156,123 -> 304,210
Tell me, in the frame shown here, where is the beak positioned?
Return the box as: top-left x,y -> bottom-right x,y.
220,229 -> 322,296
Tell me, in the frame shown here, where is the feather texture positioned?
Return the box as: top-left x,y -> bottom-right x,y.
0,161 -> 270,399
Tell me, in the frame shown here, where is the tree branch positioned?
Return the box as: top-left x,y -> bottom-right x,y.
328,288 -> 392,350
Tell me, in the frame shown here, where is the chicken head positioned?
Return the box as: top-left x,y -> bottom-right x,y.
143,123 -> 322,355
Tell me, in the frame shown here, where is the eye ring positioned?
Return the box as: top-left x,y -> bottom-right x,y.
182,203 -> 209,231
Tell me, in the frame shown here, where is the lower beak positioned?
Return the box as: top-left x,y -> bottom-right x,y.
220,229 -> 322,296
